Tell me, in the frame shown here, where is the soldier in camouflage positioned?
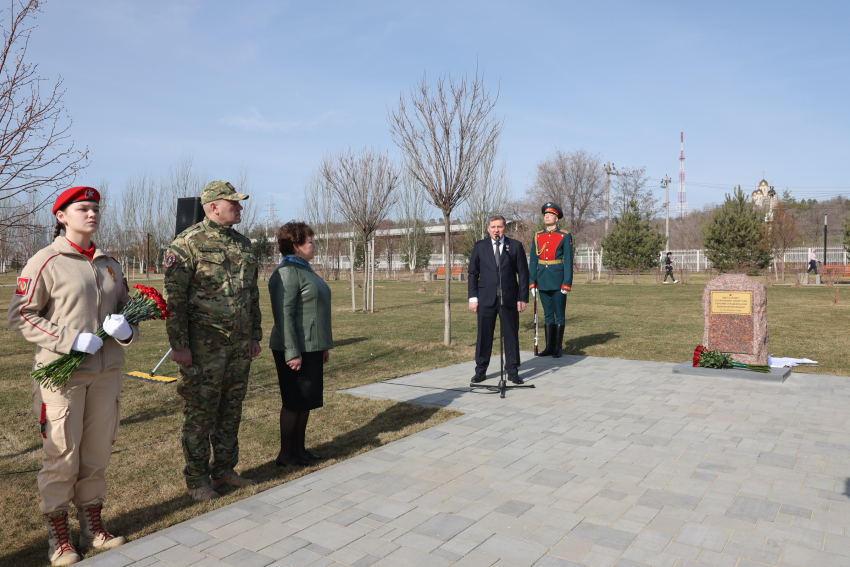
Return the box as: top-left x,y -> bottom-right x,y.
163,181 -> 263,502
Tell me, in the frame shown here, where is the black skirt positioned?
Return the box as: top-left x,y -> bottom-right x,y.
272,350 -> 324,411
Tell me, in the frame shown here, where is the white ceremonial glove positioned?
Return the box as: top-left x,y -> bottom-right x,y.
561,289 -> 568,295
530,288 -> 537,298
72,333 -> 104,354
103,314 -> 133,341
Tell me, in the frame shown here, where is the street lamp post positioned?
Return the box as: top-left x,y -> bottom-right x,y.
604,162 -> 618,234
660,175 -> 672,246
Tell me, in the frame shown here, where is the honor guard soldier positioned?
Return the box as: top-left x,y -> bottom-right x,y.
529,202 -> 573,357
164,181 -> 263,502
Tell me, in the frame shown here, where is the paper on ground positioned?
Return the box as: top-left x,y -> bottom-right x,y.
769,355 -> 818,368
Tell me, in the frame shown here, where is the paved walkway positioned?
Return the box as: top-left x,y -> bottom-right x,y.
82,354 -> 850,567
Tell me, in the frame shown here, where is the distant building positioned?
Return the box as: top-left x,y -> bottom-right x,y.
752,178 -> 777,222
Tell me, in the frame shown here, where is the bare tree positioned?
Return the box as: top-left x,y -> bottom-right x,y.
612,166 -> 658,217
321,147 -> 400,312
397,172 -> 432,274
389,69 -> 503,345
0,1 -> 89,232
460,139 -> 510,257
530,149 -> 605,245
231,165 -> 259,237
300,170 -> 344,280
94,178 -> 118,253
763,201 -> 801,281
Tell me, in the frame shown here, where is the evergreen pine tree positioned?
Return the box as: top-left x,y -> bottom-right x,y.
601,200 -> 665,279
703,186 -> 772,272
251,237 -> 274,280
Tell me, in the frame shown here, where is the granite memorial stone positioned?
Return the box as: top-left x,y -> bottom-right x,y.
702,274 -> 768,365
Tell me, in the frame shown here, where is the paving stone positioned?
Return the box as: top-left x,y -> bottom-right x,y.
567,523 -> 636,551
527,470 -> 576,489
153,546 -> 207,567
220,549 -> 275,567
673,523 -> 732,553
411,512 -> 475,540
294,521 -> 363,550
121,536 -> 179,560
478,534 -> 549,565
727,496 -> 781,522
495,500 -> 534,517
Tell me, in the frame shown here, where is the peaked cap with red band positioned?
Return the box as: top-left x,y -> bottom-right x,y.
541,202 -> 563,220
53,186 -> 100,215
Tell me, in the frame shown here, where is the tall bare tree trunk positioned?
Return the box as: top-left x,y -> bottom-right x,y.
370,238 -> 375,313
443,213 -> 452,345
350,238 -> 356,312
362,236 -> 368,311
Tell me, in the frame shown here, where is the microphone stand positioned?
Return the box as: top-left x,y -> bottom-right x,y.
471,239 -> 536,399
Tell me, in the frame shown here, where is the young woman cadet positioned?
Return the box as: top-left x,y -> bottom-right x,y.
8,187 -> 138,566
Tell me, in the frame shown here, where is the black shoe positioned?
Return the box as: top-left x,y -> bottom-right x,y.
275,454 -> 308,467
508,373 -> 524,384
302,453 -> 322,461
471,372 -> 487,384
553,324 -> 565,358
538,324 -> 557,356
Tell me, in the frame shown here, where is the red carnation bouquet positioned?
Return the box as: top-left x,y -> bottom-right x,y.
32,285 -> 171,389
692,345 -> 770,373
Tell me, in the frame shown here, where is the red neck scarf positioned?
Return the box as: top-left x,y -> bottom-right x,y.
65,237 -> 96,261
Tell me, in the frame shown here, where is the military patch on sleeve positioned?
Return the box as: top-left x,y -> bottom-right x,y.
164,252 -> 177,268
15,277 -> 30,296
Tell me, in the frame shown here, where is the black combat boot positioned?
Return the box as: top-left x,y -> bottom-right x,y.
537,324 -> 557,356
553,324 -> 565,358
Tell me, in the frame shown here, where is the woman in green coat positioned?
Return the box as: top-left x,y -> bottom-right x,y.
269,222 -> 333,466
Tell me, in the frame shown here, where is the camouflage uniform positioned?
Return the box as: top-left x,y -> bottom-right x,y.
163,181 -> 261,489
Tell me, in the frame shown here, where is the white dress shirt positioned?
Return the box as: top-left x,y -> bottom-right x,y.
469,237 -> 504,303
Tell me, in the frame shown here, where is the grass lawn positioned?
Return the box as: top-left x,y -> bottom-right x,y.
1,272 -> 847,566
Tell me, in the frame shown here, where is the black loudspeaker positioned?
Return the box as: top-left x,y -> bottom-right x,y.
175,197 -> 204,236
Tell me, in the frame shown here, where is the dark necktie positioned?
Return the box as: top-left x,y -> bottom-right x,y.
494,240 -> 501,294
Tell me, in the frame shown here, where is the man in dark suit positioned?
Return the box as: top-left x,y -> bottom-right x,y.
468,215 -> 529,384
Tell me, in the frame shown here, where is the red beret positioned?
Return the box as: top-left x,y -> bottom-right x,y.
53,186 -> 100,215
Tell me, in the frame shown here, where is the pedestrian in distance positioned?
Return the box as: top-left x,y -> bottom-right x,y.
528,202 -> 573,357
663,252 -> 679,284
163,181 -> 263,502
468,215 -> 530,384
268,222 -> 333,467
807,249 -> 818,273
8,187 -> 139,566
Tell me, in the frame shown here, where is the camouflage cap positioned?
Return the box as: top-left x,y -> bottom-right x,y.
201,181 -> 249,204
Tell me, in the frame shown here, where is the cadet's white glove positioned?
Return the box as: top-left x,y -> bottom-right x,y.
530,288 -> 537,298
561,289 -> 568,295
72,333 -> 104,354
103,314 -> 133,341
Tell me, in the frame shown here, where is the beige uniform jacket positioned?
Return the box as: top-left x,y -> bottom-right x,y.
7,237 -> 138,374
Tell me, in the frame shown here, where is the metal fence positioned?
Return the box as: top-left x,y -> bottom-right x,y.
570,246 -> 848,273
316,246 -> 848,274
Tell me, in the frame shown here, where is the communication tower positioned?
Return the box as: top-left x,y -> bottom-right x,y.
677,130 -> 687,217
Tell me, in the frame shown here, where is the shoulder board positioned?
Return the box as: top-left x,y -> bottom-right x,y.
176,222 -> 204,240
535,230 -> 544,234
232,230 -> 251,243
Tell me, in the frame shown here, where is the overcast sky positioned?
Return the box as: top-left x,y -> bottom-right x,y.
27,0 -> 850,218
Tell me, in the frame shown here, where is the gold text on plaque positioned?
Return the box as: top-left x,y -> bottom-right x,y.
710,291 -> 753,315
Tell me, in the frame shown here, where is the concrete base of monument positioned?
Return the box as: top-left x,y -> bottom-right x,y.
672,362 -> 792,383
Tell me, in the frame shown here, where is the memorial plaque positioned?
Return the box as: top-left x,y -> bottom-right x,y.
702,274 -> 768,365
710,291 -> 752,315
